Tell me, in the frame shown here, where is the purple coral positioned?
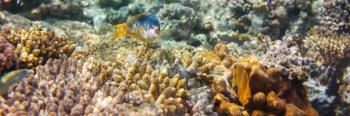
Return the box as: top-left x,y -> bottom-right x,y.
0,36 -> 17,73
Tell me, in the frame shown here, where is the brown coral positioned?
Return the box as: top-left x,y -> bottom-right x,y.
0,27 -> 76,68
187,43 -> 318,115
0,36 -> 17,73
302,28 -> 350,66
0,44 -> 190,115
0,39 -> 319,116
247,61 -> 318,115
213,93 -> 243,115
315,0 -> 350,33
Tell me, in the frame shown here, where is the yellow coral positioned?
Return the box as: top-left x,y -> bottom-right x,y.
195,43 -> 252,107
1,27 -> 76,68
214,93 -> 242,115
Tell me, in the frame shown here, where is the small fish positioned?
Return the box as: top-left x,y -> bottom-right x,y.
113,13 -> 161,43
0,69 -> 32,95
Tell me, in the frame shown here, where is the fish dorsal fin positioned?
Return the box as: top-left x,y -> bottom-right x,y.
127,13 -> 151,25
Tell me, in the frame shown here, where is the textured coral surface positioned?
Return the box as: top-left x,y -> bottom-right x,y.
0,27 -> 76,68
0,36 -> 17,73
0,0 -> 350,115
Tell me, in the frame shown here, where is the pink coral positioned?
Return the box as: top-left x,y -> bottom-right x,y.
0,36 -> 17,73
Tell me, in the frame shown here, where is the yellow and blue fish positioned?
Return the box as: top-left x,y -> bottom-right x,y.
113,13 -> 161,43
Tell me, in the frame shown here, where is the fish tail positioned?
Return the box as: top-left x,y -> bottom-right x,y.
113,23 -> 129,40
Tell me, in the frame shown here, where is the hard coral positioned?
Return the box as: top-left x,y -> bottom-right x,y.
114,60 -> 188,114
0,37 -> 320,116
213,93 -> 244,116
0,27 -> 76,68
188,43 -> 318,115
0,56 -> 123,115
247,60 -> 318,115
302,28 -> 350,66
315,0 -> 350,33
28,2 -> 84,21
0,36 -> 17,73
0,44 -> 190,115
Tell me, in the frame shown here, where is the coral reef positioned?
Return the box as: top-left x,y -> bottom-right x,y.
195,0 -> 317,41
300,28 -> 350,115
157,3 -> 199,39
181,43 -> 317,115
1,0 -> 84,20
302,28 -> 350,66
1,0 -> 350,115
239,28 -> 350,115
0,47 -> 189,115
0,27 -> 76,68
0,36 -> 17,73
315,0 -> 350,33
0,69 -> 32,95
0,41 -> 319,115
27,1 -> 84,20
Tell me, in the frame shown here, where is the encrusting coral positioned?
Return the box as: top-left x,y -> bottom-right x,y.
0,36 -> 17,73
0,27 -> 76,68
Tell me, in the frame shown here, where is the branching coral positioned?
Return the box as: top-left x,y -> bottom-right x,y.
302,28 -> 350,66
0,56 -> 115,115
0,39 -> 319,115
0,44 -> 190,115
306,35 -> 350,115
0,27 -> 76,68
315,0 -> 350,33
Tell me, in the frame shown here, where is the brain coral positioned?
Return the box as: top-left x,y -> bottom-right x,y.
0,27 -> 76,68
